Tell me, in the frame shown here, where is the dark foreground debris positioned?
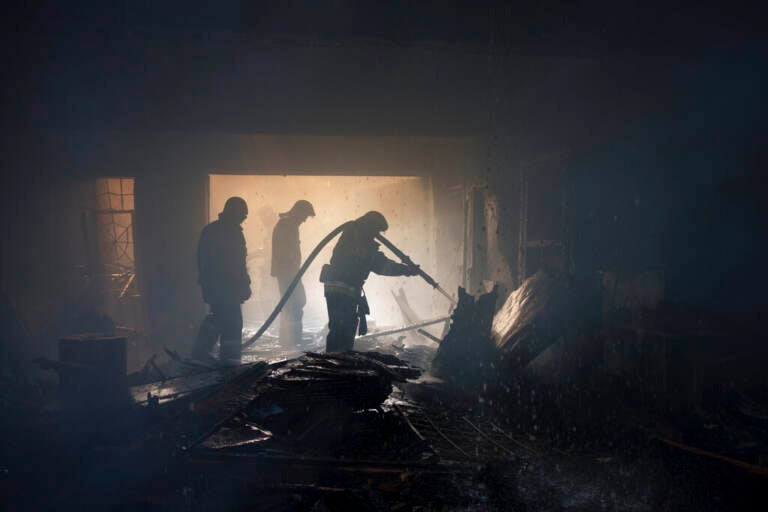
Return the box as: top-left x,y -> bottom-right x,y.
432,286 -> 500,389
4,289 -> 768,511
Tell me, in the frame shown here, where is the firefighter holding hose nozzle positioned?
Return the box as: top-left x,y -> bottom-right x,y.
319,211 -> 420,353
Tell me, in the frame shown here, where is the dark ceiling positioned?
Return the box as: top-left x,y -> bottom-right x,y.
1,2 -> 764,139
7,1 -> 765,55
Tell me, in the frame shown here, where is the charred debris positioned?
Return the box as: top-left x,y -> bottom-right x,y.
0,271 -> 766,511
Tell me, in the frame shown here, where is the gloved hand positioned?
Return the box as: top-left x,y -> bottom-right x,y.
404,264 -> 421,276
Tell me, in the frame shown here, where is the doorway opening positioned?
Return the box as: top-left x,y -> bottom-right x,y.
209,174 -> 437,336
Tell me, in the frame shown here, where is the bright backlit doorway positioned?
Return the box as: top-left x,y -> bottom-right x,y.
209,174 -> 437,335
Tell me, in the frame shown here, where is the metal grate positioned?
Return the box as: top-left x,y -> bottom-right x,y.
93,178 -> 138,298
394,402 -> 538,464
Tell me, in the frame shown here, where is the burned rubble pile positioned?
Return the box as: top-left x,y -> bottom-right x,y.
124,347 -> 582,511
198,351 -> 423,458
4,277 -> 768,510
353,335 -> 438,371
126,351 -> 466,508
1,350 -> 458,510
431,286 -> 501,389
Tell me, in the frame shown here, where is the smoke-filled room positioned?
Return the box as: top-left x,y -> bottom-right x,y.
0,2 -> 766,511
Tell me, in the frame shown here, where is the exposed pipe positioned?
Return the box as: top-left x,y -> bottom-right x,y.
353,316 -> 451,343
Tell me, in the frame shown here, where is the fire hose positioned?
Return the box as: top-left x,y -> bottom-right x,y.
242,223 -> 455,348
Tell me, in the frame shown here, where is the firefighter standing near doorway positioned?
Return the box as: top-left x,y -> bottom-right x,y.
191,196 -> 251,364
320,211 -> 419,353
271,200 -> 315,347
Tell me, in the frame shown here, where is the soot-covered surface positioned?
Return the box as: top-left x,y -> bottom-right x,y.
1,339 -> 766,511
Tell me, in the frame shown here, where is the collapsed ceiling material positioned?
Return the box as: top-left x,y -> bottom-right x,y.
492,270 -> 580,370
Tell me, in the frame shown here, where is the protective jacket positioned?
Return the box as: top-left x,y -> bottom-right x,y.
270,215 -> 301,279
197,216 -> 251,305
321,219 -> 410,294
